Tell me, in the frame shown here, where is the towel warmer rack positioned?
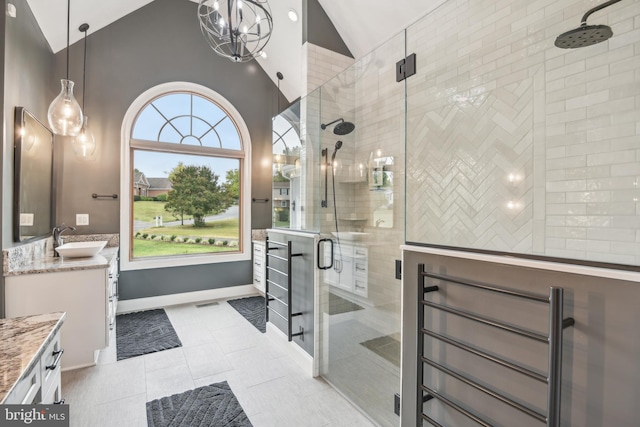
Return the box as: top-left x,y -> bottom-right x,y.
417,265 -> 574,427
265,238 -> 304,341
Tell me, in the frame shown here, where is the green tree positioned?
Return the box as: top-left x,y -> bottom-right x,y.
223,169 -> 240,203
165,163 -> 229,227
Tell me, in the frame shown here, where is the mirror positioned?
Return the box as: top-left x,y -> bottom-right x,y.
272,101 -> 302,229
14,107 -> 54,242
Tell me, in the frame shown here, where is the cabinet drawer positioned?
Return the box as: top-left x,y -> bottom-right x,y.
40,333 -> 63,398
41,374 -> 62,405
354,260 -> 368,276
354,279 -> 368,297
253,242 -> 265,256
4,362 -> 41,404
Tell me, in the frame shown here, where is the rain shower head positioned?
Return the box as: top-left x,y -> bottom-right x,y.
555,0 -> 621,49
321,118 -> 355,135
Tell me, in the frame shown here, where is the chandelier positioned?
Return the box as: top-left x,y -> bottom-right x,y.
198,0 -> 273,63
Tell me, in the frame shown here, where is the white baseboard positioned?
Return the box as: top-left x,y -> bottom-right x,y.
117,284 -> 258,313
266,322 -> 314,376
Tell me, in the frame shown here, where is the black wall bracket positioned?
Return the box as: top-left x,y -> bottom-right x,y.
396,53 -> 416,82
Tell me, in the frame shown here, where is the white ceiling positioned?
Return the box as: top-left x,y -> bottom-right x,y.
24,0 -> 445,101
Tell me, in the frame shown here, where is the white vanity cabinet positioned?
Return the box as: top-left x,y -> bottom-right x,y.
5,251 -> 119,370
253,241 -> 266,293
106,257 -> 119,340
324,243 -> 368,298
1,313 -> 65,405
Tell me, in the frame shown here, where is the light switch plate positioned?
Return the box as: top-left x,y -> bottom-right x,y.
19,213 -> 34,226
76,214 -> 89,226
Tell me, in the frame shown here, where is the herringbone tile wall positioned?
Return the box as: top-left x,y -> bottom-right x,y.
405,0 -> 640,266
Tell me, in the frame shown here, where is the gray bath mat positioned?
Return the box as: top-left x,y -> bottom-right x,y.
116,309 -> 182,361
227,296 -> 266,333
360,333 -> 401,367
328,293 -> 364,315
147,381 -> 252,427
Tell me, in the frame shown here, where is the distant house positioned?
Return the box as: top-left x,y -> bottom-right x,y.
147,177 -> 172,197
133,171 -> 150,196
133,173 -> 172,197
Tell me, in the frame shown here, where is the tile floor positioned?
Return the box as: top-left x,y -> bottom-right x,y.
61,298 -> 376,427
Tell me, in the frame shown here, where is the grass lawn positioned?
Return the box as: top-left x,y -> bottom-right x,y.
133,239 -> 237,257
138,218 -> 239,239
133,200 -> 190,222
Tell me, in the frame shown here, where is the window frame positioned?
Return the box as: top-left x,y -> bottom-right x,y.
120,82 -> 251,272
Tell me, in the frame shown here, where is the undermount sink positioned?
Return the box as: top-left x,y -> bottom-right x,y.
331,231 -> 369,242
55,241 -> 107,258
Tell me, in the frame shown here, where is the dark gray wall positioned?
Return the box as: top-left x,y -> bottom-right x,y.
47,0 -> 278,299
119,260 -> 252,300
2,0 -> 55,249
401,249 -> 640,426
0,0 -> 5,317
303,0 -> 352,58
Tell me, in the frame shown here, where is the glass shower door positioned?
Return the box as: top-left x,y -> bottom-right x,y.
317,30 -> 406,427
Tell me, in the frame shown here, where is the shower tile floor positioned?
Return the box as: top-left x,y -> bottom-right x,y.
61,298 -> 376,427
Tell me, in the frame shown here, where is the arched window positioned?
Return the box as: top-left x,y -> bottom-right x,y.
120,82 -> 251,271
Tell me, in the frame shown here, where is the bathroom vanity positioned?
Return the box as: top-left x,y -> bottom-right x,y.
4,246 -> 119,370
0,312 -> 66,404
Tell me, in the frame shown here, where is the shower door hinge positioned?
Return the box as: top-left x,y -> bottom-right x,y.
394,393 -> 401,416
395,259 -> 402,280
396,53 -> 416,82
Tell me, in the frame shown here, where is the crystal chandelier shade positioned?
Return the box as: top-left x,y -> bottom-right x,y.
198,0 -> 273,63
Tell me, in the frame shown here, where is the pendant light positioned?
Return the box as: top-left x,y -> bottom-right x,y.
198,0 -> 274,63
71,23 -> 96,158
48,0 -> 83,136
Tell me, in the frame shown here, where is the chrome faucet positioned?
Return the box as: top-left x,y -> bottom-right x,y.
375,219 -> 385,227
52,224 -> 76,256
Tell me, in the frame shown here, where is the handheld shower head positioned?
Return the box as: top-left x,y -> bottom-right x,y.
331,141 -> 343,164
321,118 -> 356,135
555,0 -> 621,49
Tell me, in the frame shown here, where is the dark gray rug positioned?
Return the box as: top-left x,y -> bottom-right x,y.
227,296 -> 266,333
360,333 -> 401,367
328,293 -> 364,315
116,309 -> 182,361
147,381 -> 252,427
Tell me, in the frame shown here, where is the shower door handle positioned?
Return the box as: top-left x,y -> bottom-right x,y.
317,238 -> 334,270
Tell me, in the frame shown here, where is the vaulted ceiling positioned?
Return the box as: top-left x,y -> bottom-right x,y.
25,0 -> 445,101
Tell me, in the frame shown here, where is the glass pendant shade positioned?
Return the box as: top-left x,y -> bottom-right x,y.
48,79 -> 83,136
71,116 -> 96,158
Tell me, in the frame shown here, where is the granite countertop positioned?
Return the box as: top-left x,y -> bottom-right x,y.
0,312 -> 66,403
5,247 -> 119,276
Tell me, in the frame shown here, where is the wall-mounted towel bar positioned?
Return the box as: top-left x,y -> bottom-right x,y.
265,238 -> 304,341
416,265 -> 575,427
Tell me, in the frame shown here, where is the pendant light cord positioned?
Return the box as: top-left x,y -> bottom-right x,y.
66,0 -> 70,80
82,27 -> 87,111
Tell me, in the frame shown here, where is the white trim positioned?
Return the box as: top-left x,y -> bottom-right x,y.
401,245 -> 640,283
266,322 -> 314,376
116,284 -> 257,314
120,82 -> 252,272
266,228 -> 318,239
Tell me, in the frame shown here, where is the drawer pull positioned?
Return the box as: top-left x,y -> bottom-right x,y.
54,399 -> 65,405
356,284 -> 366,289
254,261 -> 261,266
46,349 -> 64,370
356,266 -> 366,271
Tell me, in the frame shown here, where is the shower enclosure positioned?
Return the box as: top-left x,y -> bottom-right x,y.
272,31 -> 406,426
272,0 -> 638,425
